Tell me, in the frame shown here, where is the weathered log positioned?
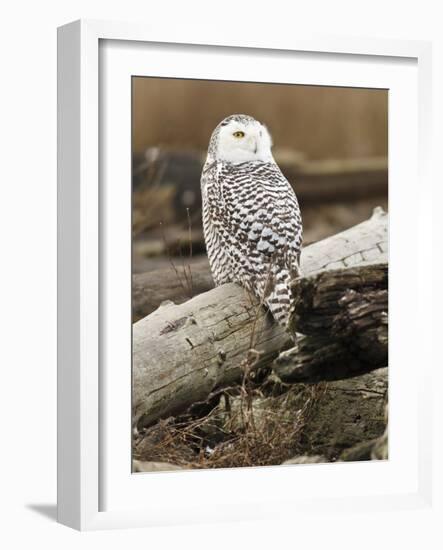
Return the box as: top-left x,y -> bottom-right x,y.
133,283 -> 289,429
279,367 -> 388,462
297,367 -> 388,461
274,262 -> 388,383
133,208 -> 388,429
132,258 -> 212,321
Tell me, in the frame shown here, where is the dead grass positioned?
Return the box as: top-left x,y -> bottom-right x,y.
133,362 -> 327,470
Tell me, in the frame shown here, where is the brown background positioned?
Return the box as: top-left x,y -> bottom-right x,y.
133,78 -> 388,160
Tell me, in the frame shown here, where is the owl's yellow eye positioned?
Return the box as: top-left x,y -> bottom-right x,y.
233,131 -> 245,138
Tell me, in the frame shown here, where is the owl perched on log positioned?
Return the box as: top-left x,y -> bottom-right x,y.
201,114 -> 302,328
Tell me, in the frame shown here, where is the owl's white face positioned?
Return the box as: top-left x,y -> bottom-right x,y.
216,118 -> 274,163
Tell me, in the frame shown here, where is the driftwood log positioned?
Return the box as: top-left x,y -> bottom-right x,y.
286,367 -> 388,462
274,262 -> 388,383
133,258 -> 212,321
310,367 -> 388,460
133,207 -> 388,429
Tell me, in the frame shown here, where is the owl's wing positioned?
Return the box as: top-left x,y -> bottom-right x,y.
218,162 -> 302,326
220,162 -> 302,277
201,163 -> 239,285
202,160 -> 302,326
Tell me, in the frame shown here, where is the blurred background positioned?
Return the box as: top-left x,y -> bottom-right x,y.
132,77 -> 388,292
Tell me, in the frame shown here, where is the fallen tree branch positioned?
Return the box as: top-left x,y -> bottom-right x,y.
133,207 -> 388,428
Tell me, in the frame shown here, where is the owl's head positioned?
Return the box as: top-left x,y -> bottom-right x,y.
206,114 -> 274,164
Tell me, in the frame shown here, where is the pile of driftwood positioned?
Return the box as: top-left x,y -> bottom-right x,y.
132,208 -> 388,471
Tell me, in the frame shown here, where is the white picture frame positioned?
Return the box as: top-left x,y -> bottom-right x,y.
57,19 -> 434,531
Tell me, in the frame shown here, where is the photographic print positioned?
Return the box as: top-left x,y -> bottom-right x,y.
131,78 -> 388,473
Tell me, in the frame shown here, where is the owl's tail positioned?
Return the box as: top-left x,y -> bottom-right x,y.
263,268 -> 296,331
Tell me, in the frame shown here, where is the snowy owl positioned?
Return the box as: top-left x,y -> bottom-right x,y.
201,114 -> 302,329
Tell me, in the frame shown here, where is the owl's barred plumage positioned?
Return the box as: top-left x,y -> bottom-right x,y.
201,114 -> 302,329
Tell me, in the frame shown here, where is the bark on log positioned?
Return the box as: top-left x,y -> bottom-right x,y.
133,207 -> 388,429
274,262 -> 388,383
